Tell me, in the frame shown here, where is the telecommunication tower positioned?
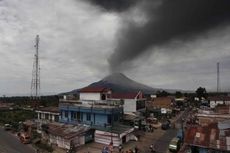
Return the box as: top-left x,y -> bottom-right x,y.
31,35 -> 40,99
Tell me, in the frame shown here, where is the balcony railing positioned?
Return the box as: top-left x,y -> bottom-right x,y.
59,99 -> 123,109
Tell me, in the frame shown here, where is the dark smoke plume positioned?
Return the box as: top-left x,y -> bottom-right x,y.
87,0 -> 138,12
87,0 -> 230,72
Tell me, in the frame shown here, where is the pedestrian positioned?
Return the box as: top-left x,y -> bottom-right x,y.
119,144 -> 122,152
150,144 -> 153,150
134,146 -> 138,153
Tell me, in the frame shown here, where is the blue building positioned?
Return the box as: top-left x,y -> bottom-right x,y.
59,87 -> 123,130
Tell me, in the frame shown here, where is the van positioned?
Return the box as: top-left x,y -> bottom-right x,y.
4,124 -> 12,131
168,137 -> 181,152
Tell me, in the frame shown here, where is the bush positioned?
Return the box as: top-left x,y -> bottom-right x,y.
35,142 -> 53,152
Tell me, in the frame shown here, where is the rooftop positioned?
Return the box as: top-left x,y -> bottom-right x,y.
46,123 -> 90,140
36,107 -> 59,113
184,122 -> 230,151
208,96 -> 230,101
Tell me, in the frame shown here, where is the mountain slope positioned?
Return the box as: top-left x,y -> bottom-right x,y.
67,73 -> 160,94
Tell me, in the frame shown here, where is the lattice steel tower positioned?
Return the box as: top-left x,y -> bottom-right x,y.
31,35 -> 40,99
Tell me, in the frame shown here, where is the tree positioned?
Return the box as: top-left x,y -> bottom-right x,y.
175,91 -> 183,98
196,87 -> 207,101
156,90 -> 169,97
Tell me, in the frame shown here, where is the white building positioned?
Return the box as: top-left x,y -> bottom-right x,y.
208,96 -> 230,108
109,91 -> 146,113
79,87 -> 111,101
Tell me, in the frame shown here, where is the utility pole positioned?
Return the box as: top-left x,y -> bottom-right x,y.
31,35 -> 40,100
217,62 -> 220,93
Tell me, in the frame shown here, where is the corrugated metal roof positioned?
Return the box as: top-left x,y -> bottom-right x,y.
185,122 -> 230,151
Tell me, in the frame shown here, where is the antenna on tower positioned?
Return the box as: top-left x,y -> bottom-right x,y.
217,62 -> 220,93
31,35 -> 40,100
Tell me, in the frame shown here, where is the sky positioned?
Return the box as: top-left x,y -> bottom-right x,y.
0,0 -> 230,96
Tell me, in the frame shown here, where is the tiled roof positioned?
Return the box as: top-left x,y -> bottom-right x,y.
79,87 -> 110,93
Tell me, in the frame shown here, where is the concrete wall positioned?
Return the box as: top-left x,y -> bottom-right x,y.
80,93 -> 101,100
59,110 -> 109,127
210,101 -> 224,108
210,100 -> 230,108
124,99 -> 136,113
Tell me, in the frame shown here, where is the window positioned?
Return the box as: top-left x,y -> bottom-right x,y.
114,114 -> 119,122
65,111 -> 68,118
86,113 -> 91,121
71,112 -> 76,119
107,115 -> 111,124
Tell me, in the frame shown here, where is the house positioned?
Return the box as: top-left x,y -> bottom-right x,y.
59,100 -> 123,130
59,87 -> 136,147
79,87 -> 111,101
35,107 -> 59,123
35,107 -> 60,133
196,106 -> 230,127
208,96 -> 230,108
146,97 -> 175,116
184,121 -> 230,152
59,87 -> 123,130
94,124 -> 136,147
108,91 -> 146,113
41,122 -> 93,150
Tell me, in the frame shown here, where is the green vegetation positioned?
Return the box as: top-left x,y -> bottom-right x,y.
0,95 -> 59,107
0,110 -> 36,130
35,142 -> 53,152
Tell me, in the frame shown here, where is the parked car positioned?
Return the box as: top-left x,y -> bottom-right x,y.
4,124 -> 12,131
161,120 -> 171,130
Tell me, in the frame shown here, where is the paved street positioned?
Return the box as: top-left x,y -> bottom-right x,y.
0,127 -> 35,153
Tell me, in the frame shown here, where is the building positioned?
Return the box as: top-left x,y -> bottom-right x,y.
184,121 -> 230,152
108,91 -> 146,113
196,106 -> 230,127
79,87 -> 111,101
59,87 -> 123,130
94,124 -> 136,147
184,105 -> 230,153
35,107 -> 60,133
59,87 -> 136,146
42,122 -> 93,150
208,96 -> 230,108
146,97 -> 175,117
36,107 -> 59,123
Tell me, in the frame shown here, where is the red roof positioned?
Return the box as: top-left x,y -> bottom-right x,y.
79,87 -> 110,93
110,92 -> 144,99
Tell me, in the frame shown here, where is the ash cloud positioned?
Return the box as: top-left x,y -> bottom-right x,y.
105,0 -> 230,72
87,0 -> 138,12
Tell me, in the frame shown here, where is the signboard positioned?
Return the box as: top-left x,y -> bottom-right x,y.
161,108 -> 167,114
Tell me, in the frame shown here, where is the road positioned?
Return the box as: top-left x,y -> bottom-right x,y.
0,127 -> 35,153
153,108 -> 191,153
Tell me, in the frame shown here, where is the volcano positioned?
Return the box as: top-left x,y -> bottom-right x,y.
67,73 -> 161,94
